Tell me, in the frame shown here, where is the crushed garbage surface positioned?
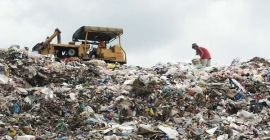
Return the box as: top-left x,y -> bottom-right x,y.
0,48 -> 270,140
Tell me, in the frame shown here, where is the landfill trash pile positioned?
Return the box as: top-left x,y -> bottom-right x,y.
0,48 -> 270,140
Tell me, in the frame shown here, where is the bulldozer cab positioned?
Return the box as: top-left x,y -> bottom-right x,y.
72,26 -> 126,64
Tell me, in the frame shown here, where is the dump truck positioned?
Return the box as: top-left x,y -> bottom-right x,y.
32,26 -> 127,64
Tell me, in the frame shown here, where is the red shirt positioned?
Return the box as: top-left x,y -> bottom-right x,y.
98,41 -> 106,48
197,47 -> 211,59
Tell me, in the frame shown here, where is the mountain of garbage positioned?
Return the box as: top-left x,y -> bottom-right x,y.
0,48 -> 270,140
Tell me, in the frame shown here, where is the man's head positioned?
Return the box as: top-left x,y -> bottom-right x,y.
192,43 -> 198,49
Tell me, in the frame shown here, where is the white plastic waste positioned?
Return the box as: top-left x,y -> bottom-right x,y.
237,110 -> 255,119
217,134 -> 229,140
231,78 -> 246,92
16,135 -> 35,140
0,74 -> 9,84
69,92 -> 77,100
193,86 -> 203,94
104,134 -> 121,140
158,125 -> 179,140
205,127 -> 218,135
41,88 -> 55,100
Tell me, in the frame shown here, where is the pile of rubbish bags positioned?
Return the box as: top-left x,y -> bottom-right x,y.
0,48 -> 270,140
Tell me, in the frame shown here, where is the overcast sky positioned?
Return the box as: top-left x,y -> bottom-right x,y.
0,0 -> 270,67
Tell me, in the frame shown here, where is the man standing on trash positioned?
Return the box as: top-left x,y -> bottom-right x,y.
192,43 -> 211,67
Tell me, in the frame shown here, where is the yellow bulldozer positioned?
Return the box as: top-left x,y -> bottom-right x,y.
32,26 -> 127,64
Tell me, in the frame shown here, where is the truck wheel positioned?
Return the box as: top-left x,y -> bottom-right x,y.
68,49 -> 76,57
91,54 -> 96,58
89,48 -> 97,59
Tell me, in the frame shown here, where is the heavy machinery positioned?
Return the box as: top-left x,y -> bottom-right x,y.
32,26 -> 127,64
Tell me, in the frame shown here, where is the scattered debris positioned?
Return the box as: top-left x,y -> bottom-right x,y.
0,49 -> 270,139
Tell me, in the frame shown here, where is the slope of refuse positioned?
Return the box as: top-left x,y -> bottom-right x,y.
0,48 -> 270,140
